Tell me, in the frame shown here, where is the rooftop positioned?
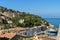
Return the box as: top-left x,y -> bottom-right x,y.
8,27 -> 30,33
0,32 -> 16,39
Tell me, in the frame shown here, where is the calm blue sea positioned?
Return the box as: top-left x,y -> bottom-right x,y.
44,18 -> 60,28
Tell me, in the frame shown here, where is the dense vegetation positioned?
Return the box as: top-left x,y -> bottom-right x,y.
0,6 -> 49,29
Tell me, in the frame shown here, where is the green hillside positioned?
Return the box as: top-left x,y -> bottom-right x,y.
0,6 -> 49,29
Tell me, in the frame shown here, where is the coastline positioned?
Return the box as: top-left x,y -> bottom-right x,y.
44,18 -> 60,28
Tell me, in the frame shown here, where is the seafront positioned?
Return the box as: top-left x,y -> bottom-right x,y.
0,25 -> 58,40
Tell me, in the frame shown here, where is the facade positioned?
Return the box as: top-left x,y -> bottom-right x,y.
17,27 -> 41,37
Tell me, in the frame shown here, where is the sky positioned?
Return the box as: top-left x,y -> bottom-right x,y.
0,0 -> 60,18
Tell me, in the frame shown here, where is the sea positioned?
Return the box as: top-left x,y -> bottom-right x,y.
44,18 -> 59,36
44,18 -> 60,28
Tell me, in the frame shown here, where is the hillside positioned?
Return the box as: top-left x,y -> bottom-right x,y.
0,6 -> 49,29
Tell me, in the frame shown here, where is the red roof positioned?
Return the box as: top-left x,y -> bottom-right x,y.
0,32 -> 16,39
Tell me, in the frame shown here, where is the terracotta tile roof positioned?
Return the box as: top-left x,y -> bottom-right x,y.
0,32 -> 16,39
9,27 -> 41,30
8,27 -> 29,32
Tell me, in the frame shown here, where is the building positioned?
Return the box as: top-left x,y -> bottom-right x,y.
0,32 -> 19,40
19,19 -> 24,24
7,20 -> 13,24
7,27 -> 41,40
0,26 -> 4,30
17,27 -> 41,37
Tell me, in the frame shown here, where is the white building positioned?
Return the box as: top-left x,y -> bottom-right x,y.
19,19 -> 24,24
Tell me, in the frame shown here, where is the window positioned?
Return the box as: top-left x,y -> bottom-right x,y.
24,32 -> 27,35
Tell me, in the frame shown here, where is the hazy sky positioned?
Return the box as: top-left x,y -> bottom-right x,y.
0,0 -> 60,18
